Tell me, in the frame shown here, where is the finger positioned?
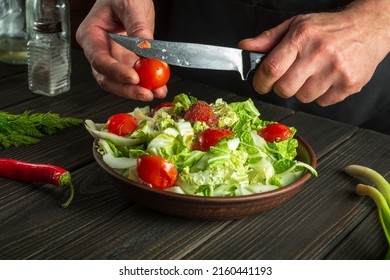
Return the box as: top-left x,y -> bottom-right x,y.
294,75 -> 333,103
78,23 -> 140,85
253,44 -> 298,94
271,57 -> 316,98
92,68 -> 154,101
110,34 -> 139,65
248,19 -> 300,94
315,85 -> 353,107
152,86 -> 169,99
91,51 -> 139,84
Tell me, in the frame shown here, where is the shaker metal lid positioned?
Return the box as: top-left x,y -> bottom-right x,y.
33,20 -> 62,33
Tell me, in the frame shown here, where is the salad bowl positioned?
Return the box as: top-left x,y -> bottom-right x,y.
92,134 -> 316,220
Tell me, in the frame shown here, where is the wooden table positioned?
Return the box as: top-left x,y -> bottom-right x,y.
0,50 -> 389,260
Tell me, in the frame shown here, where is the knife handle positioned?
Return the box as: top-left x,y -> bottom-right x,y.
242,51 -> 265,80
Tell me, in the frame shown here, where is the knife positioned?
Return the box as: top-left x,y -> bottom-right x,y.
109,33 -> 265,80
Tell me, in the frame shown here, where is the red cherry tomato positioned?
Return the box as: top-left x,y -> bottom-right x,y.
258,123 -> 292,142
152,102 -> 175,115
107,113 -> 138,136
184,101 -> 217,126
136,154 -> 178,190
134,58 -> 170,90
194,128 -> 234,151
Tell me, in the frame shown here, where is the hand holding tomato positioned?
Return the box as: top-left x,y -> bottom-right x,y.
75,0 -> 168,101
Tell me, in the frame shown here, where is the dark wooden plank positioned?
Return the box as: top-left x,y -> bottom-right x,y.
0,62 -> 26,80
325,209 -> 388,259
0,73 -> 37,109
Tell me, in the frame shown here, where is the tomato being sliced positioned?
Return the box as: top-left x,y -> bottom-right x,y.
194,128 -> 235,151
107,113 -> 138,136
184,101 -> 217,126
258,123 -> 292,142
134,58 -> 170,90
136,154 -> 178,190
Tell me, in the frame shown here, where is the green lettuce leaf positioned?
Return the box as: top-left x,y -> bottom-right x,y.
172,93 -> 198,113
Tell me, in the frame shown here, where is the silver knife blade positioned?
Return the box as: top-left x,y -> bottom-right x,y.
109,33 -> 265,80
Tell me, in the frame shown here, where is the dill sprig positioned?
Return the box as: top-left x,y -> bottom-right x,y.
0,111 -> 84,148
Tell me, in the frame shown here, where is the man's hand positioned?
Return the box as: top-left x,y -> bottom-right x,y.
239,0 -> 390,106
76,0 -> 168,101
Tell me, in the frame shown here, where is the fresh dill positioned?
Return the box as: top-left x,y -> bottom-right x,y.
0,111 -> 83,148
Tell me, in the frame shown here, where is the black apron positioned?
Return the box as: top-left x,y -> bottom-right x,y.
155,0 -> 390,134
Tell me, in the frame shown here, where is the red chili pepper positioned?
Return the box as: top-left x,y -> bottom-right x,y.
0,158 -> 74,208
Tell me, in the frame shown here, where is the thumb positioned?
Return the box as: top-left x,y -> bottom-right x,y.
238,17 -> 294,52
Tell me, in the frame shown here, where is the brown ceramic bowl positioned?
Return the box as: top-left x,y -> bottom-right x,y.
92,135 -> 316,220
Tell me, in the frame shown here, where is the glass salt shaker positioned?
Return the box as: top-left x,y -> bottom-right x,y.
27,20 -> 70,96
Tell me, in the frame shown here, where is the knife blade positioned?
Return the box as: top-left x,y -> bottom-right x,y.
109,33 -> 265,80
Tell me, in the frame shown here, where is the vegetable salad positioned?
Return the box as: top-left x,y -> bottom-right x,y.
86,94 -> 317,196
